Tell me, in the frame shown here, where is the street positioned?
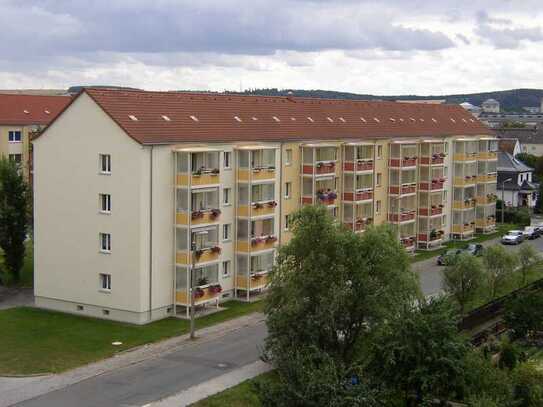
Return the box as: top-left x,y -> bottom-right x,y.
15,323 -> 267,407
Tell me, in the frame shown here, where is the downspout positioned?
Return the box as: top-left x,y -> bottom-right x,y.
149,146 -> 154,322
278,143 -> 283,244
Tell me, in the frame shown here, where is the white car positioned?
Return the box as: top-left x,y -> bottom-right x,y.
501,230 -> 524,245
523,227 -> 539,240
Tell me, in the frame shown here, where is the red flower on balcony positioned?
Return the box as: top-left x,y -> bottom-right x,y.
253,202 -> 263,209
210,246 -> 222,254
194,287 -> 205,299
210,208 -> 222,219
208,284 -> 222,294
265,235 -> 278,243
191,210 -> 204,220
267,200 -> 278,208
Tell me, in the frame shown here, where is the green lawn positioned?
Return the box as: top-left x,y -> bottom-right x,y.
412,223 -> 518,263
191,372 -> 276,407
0,300 -> 264,375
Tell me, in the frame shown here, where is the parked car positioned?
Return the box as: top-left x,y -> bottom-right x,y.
436,244 -> 484,266
464,243 -> 484,256
523,226 -> 539,240
534,223 -> 543,236
437,249 -> 463,266
501,230 -> 524,245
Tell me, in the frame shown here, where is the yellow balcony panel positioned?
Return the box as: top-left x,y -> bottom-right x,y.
191,173 -> 220,186
453,153 -> 478,162
175,287 -> 221,306
476,196 -> 497,205
191,211 -> 221,225
478,173 -> 497,183
237,204 -> 276,217
237,168 -> 276,182
236,274 -> 269,290
176,174 -> 189,186
478,151 -> 498,160
176,249 -> 220,265
476,218 -> 496,228
451,224 -> 475,234
453,176 -> 477,187
176,212 -> 189,225
237,237 -> 277,253
453,200 -> 476,210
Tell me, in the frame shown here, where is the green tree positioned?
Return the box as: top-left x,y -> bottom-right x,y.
504,291 -> 543,341
535,182 -> 543,214
367,298 -> 469,405
262,206 -> 419,406
482,245 -> 518,299
512,362 -> 543,407
517,244 -> 539,286
0,158 -> 29,285
443,253 -> 485,315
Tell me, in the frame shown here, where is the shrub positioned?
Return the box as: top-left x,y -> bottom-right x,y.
512,362 -> 543,407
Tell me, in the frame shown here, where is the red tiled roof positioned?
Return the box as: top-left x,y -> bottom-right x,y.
47,88 -> 494,144
0,94 -> 72,126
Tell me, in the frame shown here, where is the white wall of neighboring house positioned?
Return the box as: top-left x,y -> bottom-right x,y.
33,93 -> 168,324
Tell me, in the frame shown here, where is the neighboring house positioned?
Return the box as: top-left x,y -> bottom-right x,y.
497,151 -> 537,208
482,98 -> 500,113
33,88 -> 496,324
497,138 -> 521,156
460,102 -> 482,117
0,93 -> 71,178
495,127 -> 543,156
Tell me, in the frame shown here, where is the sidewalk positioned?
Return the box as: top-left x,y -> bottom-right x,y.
0,312 -> 265,407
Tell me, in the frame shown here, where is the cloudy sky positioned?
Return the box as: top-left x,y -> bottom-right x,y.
1,0 -> 542,95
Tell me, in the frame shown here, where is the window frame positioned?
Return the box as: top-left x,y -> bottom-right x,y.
285,182 -> 292,199
8,130 -> 22,143
222,260 -> 231,277
99,273 -> 112,291
222,223 -> 231,241
99,233 -> 111,253
99,154 -> 111,174
223,187 -> 231,206
223,151 -> 232,169
285,149 -> 293,166
99,193 -> 111,214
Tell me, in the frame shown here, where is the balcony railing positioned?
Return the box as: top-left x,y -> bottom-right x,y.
176,283 -> 222,305
237,201 -> 277,217
451,224 -> 475,234
344,217 -> 373,232
390,157 -> 417,168
453,175 -> 477,186
236,272 -> 269,290
388,211 -> 416,223
401,236 -> 416,250
316,190 -> 338,205
237,167 -> 276,182
343,190 -> 373,202
418,230 -> 445,242
477,173 -> 497,183
453,199 -> 477,210
453,152 -> 478,161
478,151 -> 498,160
343,160 -> 374,172
176,246 -> 221,265
389,183 -> 417,195
419,206 -> 444,216
303,161 -> 336,175
476,217 -> 496,229
476,194 -> 498,205
419,153 -> 446,165
419,179 -> 445,191
176,169 -> 220,187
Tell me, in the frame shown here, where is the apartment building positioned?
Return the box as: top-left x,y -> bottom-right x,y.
33,89 -> 497,324
0,93 -> 71,178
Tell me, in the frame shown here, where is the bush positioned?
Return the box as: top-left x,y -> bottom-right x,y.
495,203 -> 531,226
512,362 -> 543,407
498,340 -> 524,370
504,291 -> 543,340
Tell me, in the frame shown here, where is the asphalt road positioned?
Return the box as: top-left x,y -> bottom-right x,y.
15,322 -> 267,407
415,233 -> 543,297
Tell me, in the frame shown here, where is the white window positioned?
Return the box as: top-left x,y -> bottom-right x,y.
223,188 -> 231,205
376,173 -> 382,187
8,154 -> 22,164
100,194 -> 111,213
224,151 -> 231,169
285,149 -> 293,165
223,224 -> 231,241
285,214 -> 291,231
285,182 -> 292,199
100,273 -> 111,291
377,145 -> 383,159
8,131 -> 21,142
100,233 -> 111,252
376,200 -> 381,214
222,260 -> 231,277
99,154 -> 111,174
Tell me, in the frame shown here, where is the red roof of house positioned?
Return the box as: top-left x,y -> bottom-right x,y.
0,94 -> 72,126
46,88 -> 494,144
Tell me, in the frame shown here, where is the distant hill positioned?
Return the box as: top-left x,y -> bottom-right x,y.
235,88 -> 543,112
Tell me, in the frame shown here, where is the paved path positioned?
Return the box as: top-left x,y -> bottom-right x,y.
0,287 -> 33,310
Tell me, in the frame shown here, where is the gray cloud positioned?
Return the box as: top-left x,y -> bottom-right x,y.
475,10 -> 543,48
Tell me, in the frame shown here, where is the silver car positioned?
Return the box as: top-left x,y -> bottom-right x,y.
501,230 -> 524,245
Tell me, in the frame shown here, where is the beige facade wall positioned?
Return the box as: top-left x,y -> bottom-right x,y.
0,125 -> 32,179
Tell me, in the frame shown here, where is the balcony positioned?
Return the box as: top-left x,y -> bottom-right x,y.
451,223 -> 475,235
176,246 -> 221,265
453,199 -> 477,210
476,194 -> 498,205
389,157 -> 417,168
236,271 -> 269,291
303,190 -> 338,206
477,173 -> 497,183
453,175 -> 477,187
176,284 -> 222,306
237,235 -> 278,252
237,201 -> 277,217
343,190 -> 373,202
389,183 -> 417,196
419,153 -> 446,165
419,206 -> 444,217
176,169 -> 221,187
343,160 -> 374,172
303,161 -> 337,176
344,217 -> 373,233
418,230 -> 445,242
237,166 -> 276,182
419,179 -> 445,191
401,236 -> 416,251
478,151 -> 497,161
453,152 -> 478,162
176,209 -> 221,226
476,217 -> 496,232
388,210 -> 416,223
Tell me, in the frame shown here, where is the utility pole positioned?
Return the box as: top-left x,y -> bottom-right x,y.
501,178 -> 512,223
190,242 -> 196,340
